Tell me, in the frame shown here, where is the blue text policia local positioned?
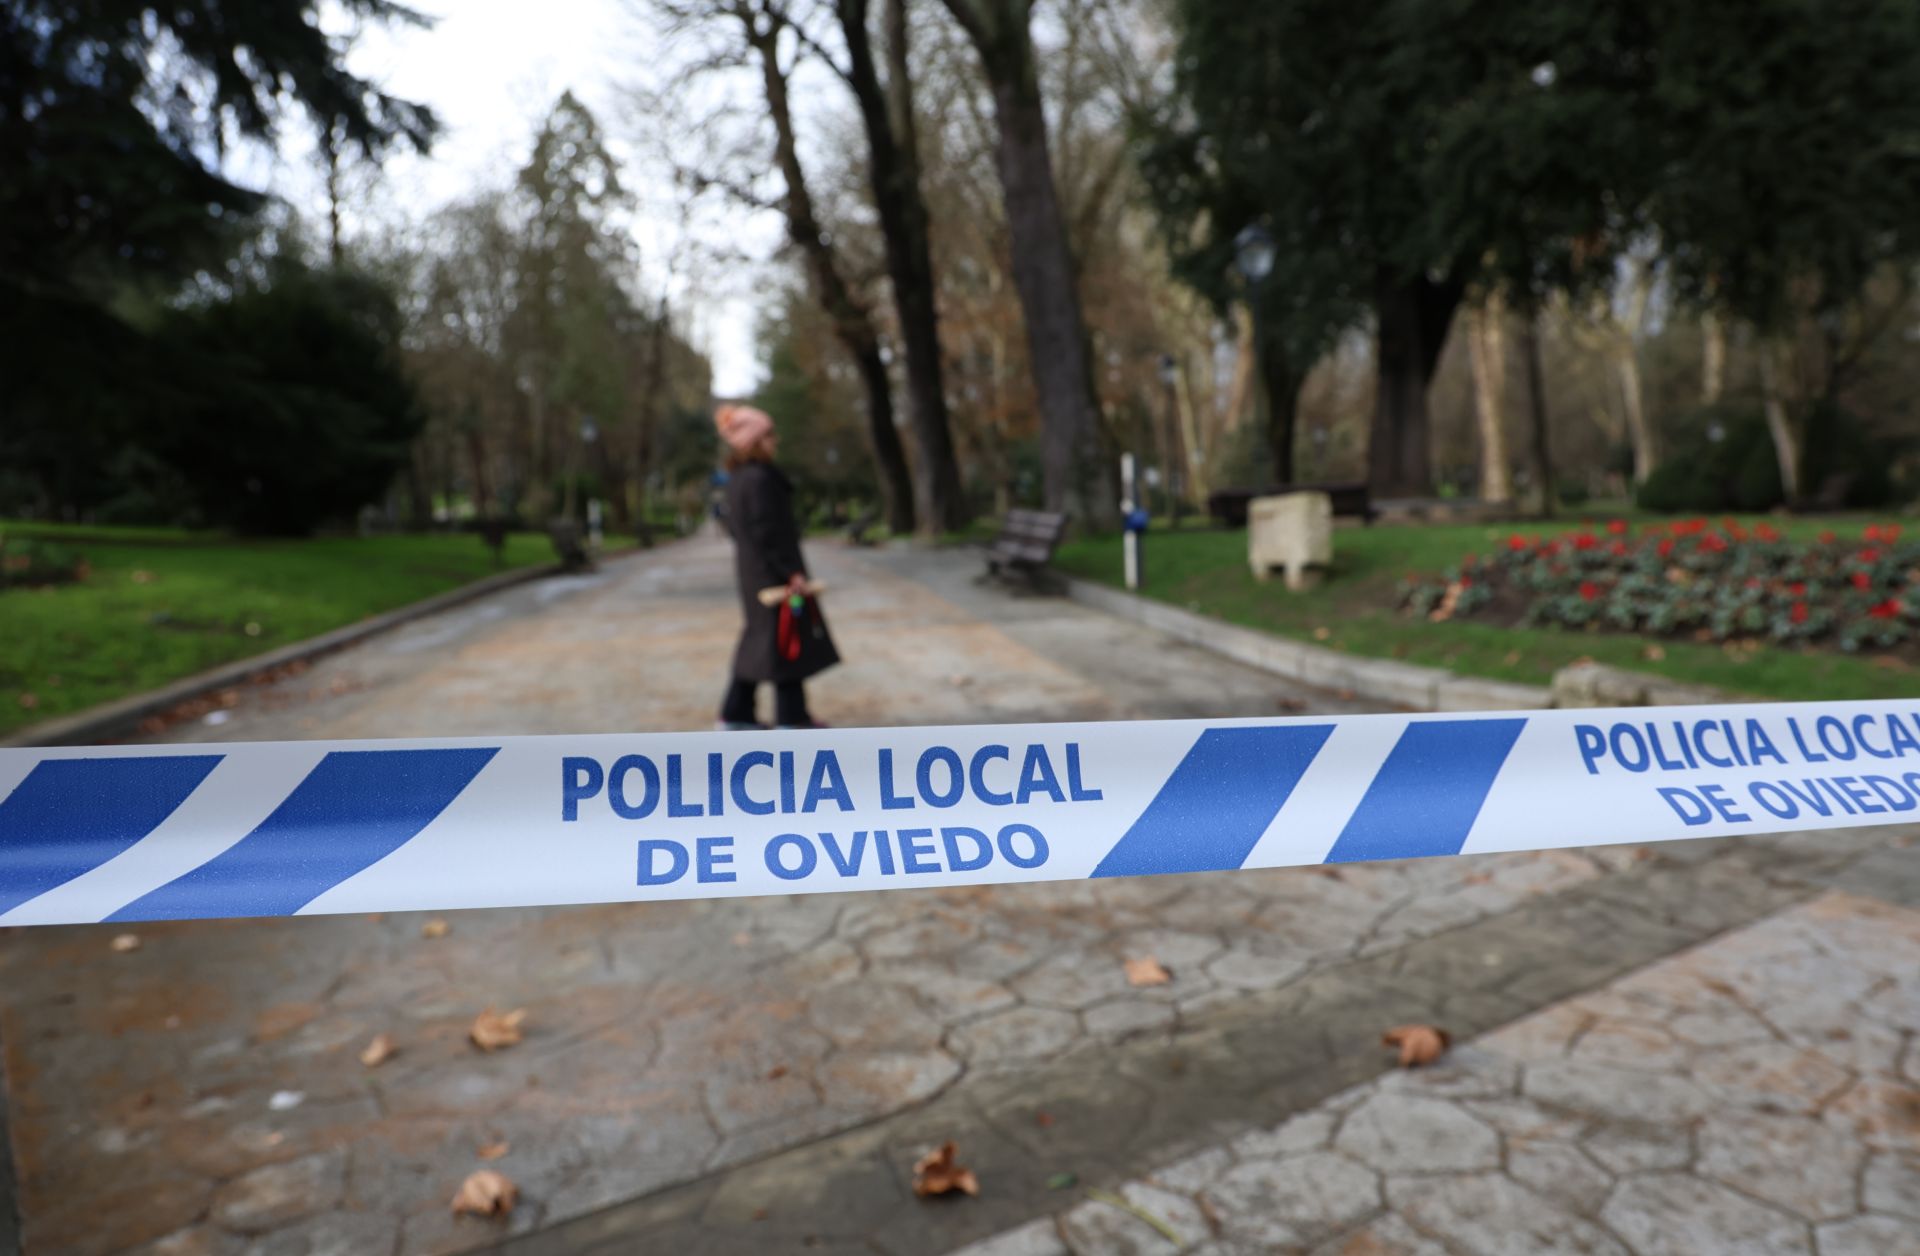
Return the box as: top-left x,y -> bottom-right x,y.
559,742 -> 1102,822
1575,711 -> 1920,776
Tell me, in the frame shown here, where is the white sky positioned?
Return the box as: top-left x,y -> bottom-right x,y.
243,0 -> 784,395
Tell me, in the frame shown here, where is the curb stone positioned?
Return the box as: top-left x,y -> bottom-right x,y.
1058,574 -> 1743,713
1,550 -> 643,748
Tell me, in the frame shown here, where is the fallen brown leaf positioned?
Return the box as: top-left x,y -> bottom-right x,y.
420,918 -> 450,939
1642,644 -> 1667,662
359,1033 -> 396,1067
1123,956 -> 1171,987
1381,1024 -> 1451,1068
912,1141 -> 979,1198
110,933 -> 141,953
1034,1111 -> 1055,1128
767,1065 -> 789,1080
469,1008 -> 527,1051
451,1168 -> 517,1218
477,1140 -> 510,1161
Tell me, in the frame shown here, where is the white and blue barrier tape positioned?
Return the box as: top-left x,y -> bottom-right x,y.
3,701 -> 1919,926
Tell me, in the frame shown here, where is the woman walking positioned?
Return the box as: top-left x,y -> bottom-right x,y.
715,403 -> 839,730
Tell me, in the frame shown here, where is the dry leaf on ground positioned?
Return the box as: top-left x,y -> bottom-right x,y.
469,1008 -> 527,1051
451,1168 -> 517,1217
420,918 -> 450,939
477,1140 -> 510,1161
1123,956 -> 1171,987
109,933 -> 141,953
359,1033 -> 396,1067
1381,1023 -> 1451,1068
912,1141 -> 979,1198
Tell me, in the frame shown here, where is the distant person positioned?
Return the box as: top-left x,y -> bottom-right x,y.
715,404 -> 839,730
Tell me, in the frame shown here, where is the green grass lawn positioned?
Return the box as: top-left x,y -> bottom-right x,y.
0,525 -> 617,737
1053,511 -> 1917,704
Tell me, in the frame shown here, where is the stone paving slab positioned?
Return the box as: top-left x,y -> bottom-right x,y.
498,829 -> 1916,1255
945,881 -> 1920,1256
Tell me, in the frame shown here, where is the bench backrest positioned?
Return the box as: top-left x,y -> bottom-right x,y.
997,509 -> 1069,543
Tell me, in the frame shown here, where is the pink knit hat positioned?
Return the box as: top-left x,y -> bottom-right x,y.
715,403 -> 774,453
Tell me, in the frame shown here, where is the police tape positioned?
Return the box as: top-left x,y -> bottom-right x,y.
3,700 -> 1919,927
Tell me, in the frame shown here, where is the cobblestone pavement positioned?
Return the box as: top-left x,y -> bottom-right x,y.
952,884 -> 1920,1256
3,538 -> 1917,1255
0,537 -> 1376,1255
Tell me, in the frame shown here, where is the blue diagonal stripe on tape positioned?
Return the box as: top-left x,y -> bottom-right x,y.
0,756 -> 223,916
1324,718 -> 1526,864
1091,725 -> 1333,878
109,748 -> 498,921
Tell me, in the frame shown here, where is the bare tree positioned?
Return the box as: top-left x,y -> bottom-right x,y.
641,0 -> 919,533
821,0 -> 970,533
932,0 -> 1117,528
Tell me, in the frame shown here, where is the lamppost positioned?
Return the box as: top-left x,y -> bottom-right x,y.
1233,224 -> 1281,486
1158,353 -> 1183,525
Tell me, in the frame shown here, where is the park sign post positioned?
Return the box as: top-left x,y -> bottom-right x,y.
4,702 -> 1920,926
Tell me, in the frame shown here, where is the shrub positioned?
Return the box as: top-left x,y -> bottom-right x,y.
1400,518 -> 1918,653
0,537 -> 87,590
1636,405 -> 1780,513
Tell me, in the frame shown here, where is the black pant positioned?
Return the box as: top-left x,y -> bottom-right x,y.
721,678 -> 810,727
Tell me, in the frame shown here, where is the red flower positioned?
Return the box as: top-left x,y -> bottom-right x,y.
1459,575 -> 1474,589
1573,533 -> 1597,551
1820,530 -> 1837,544
1755,523 -> 1780,542
1606,519 -> 1628,535
1860,548 -> 1882,563
1657,538 -> 1675,558
1869,598 -> 1904,620
1579,581 -> 1601,601
1744,578 -> 1762,590
1886,524 -> 1903,544
1865,524 -> 1882,542
1609,540 -> 1629,557
1791,601 -> 1809,624
1790,582 -> 1806,596
1507,534 -> 1530,552
1853,571 -> 1874,590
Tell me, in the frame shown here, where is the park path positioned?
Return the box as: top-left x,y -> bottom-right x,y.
0,537 -> 1915,1256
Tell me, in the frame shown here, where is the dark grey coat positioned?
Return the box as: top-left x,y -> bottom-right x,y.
725,460 -> 840,683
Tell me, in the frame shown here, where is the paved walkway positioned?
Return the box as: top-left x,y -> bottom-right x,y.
0,537 -> 1915,1255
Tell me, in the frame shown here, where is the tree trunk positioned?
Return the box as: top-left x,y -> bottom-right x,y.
1615,345 -> 1655,485
1255,316 -> 1297,483
939,0 -> 1117,529
1757,337 -> 1801,501
1701,309 -> 1727,405
749,14 -> 916,535
1172,354 -> 1208,506
466,426 -> 493,517
1465,301 -> 1512,504
836,0 -> 969,534
1519,308 -> 1553,518
1369,272 -> 1460,498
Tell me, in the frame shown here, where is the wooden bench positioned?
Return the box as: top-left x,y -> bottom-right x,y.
1206,482 -> 1374,528
983,509 -> 1070,583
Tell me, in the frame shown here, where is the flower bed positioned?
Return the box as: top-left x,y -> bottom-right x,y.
1399,519 -> 1919,653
